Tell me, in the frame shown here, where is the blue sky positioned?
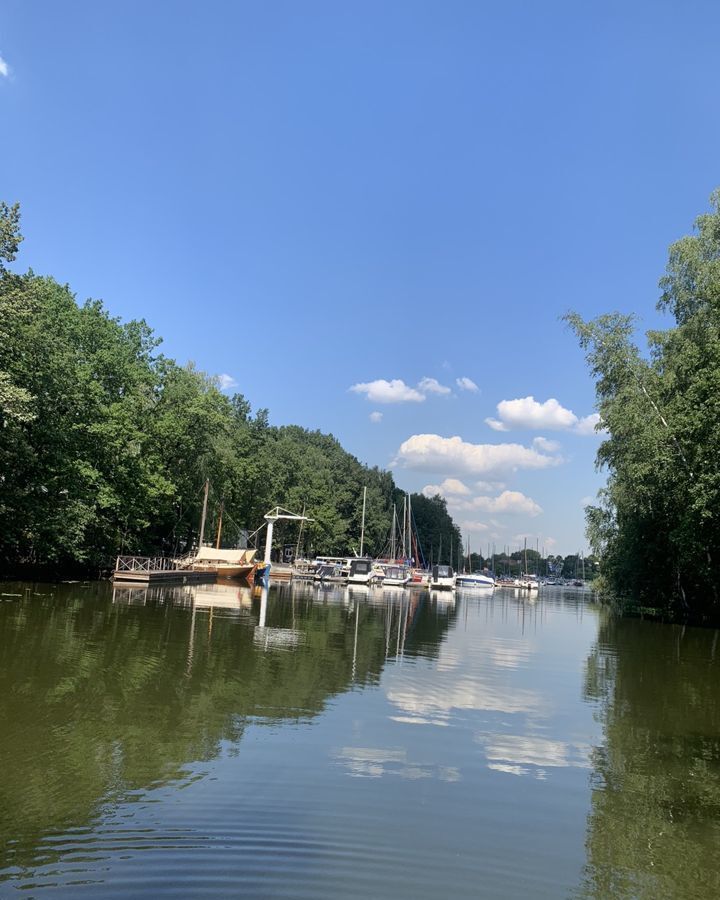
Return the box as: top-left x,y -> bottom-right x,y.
2,0 -> 720,555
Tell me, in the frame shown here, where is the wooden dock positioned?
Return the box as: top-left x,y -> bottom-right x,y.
113,556 -> 216,585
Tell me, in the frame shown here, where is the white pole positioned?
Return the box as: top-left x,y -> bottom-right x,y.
359,486 -> 367,557
264,519 -> 274,565
391,503 -> 396,563
401,496 -> 406,562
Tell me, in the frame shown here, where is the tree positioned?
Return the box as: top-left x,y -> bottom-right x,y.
0,201 -> 22,271
567,189 -> 720,619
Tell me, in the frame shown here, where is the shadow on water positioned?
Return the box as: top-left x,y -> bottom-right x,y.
578,611 -> 720,899
0,581 -> 454,881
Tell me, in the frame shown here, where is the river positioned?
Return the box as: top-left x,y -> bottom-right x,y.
1,581 -> 719,898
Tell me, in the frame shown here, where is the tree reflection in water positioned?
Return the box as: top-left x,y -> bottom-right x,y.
0,581 -> 453,878
579,612 -> 720,898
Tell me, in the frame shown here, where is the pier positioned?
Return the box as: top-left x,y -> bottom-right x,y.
113,556 -> 216,585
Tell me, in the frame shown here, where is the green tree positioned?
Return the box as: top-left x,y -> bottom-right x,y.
567,189 -> 720,619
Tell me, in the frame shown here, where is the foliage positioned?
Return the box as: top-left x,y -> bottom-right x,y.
0,201 -> 22,272
0,203 -> 462,572
567,189 -> 720,620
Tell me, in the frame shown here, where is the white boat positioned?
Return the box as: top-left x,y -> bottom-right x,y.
429,564 -> 455,591
348,558 -> 382,586
382,564 -> 411,588
517,573 -> 539,590
455,572 -> 495,589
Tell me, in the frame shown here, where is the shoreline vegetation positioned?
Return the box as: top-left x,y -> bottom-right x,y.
1,203 -> 466,576
567,189 -> 720,625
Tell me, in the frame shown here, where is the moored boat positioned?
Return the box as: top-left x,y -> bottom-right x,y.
348,558 -> 382,586
382,564 -> 411,588
429,564 -> 455,591
455,572 -> 495,589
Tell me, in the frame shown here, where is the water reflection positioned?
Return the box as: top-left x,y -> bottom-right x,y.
0,580 -> 455,887
578,612 -> 720,898
8,582 -> 717,898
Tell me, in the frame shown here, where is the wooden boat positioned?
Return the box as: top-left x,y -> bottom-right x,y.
190,547 -> 258,582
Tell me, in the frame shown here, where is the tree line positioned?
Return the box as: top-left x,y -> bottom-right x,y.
568,189 -> 720,621
0,203 -> 461,575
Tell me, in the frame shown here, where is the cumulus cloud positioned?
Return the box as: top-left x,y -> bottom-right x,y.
422,478 -> 471,497
350,379 -> 425,404
418,376 -> 452,395
369,411 -> 383,424
472,491 -> 542,517
395,434 -> 561,475
450,491 -> 542,517
575,413 -> 602,435
0,55 -> 9,78
580,495 -> 594,508
488,395 -> 603,435
485,417 -> 510,432
217,373 -> 238,391
532,436 -> 561,453
456,376 -> 479,392
497,396 -> 578,430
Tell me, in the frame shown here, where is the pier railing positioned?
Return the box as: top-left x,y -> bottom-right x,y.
114,556 -> 191,573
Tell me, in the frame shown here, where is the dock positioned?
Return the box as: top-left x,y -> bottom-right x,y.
113,556 -> 216,585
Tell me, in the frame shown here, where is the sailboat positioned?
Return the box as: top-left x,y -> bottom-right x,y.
189,480 -> 258,581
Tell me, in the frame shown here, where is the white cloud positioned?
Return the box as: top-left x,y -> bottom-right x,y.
580,495 -> 594,508
497,396 -> 578,430
456,376 -> 479,392
489,396 -> 602,435
395,434 -> 562,475
472,491 -> 542,517
369,411 -> 383,424
485,417 -> 510,432
0,55 -> 9,78
575,413 -> 602,435
422,478 -> 470,498
350,379 -> 425,404
418,376 -> 451,395
532,436 -> 561,453
217,373 -> 238,391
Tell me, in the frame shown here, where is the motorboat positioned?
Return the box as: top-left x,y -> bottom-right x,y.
429,564 -> 455,591
382,564 -> 411,587
455,572 -> 495,589
348,558 -> 382,586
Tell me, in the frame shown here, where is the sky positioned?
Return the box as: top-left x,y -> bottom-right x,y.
2,0 -> 720,556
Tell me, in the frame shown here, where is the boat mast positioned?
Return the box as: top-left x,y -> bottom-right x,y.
391,503 -> 396,563
401,495 -> 407,562
359,486 -> 367,557
405,491 -> 411,559
215,498 -> 224,549
294,502 -> 307,561
198,478 -> 210,549
524,537 -> 528,577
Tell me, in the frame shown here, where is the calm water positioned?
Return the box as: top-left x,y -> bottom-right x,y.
1,581 -> 719,898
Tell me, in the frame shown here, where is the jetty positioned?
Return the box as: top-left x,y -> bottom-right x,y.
113,556 -> 215,585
